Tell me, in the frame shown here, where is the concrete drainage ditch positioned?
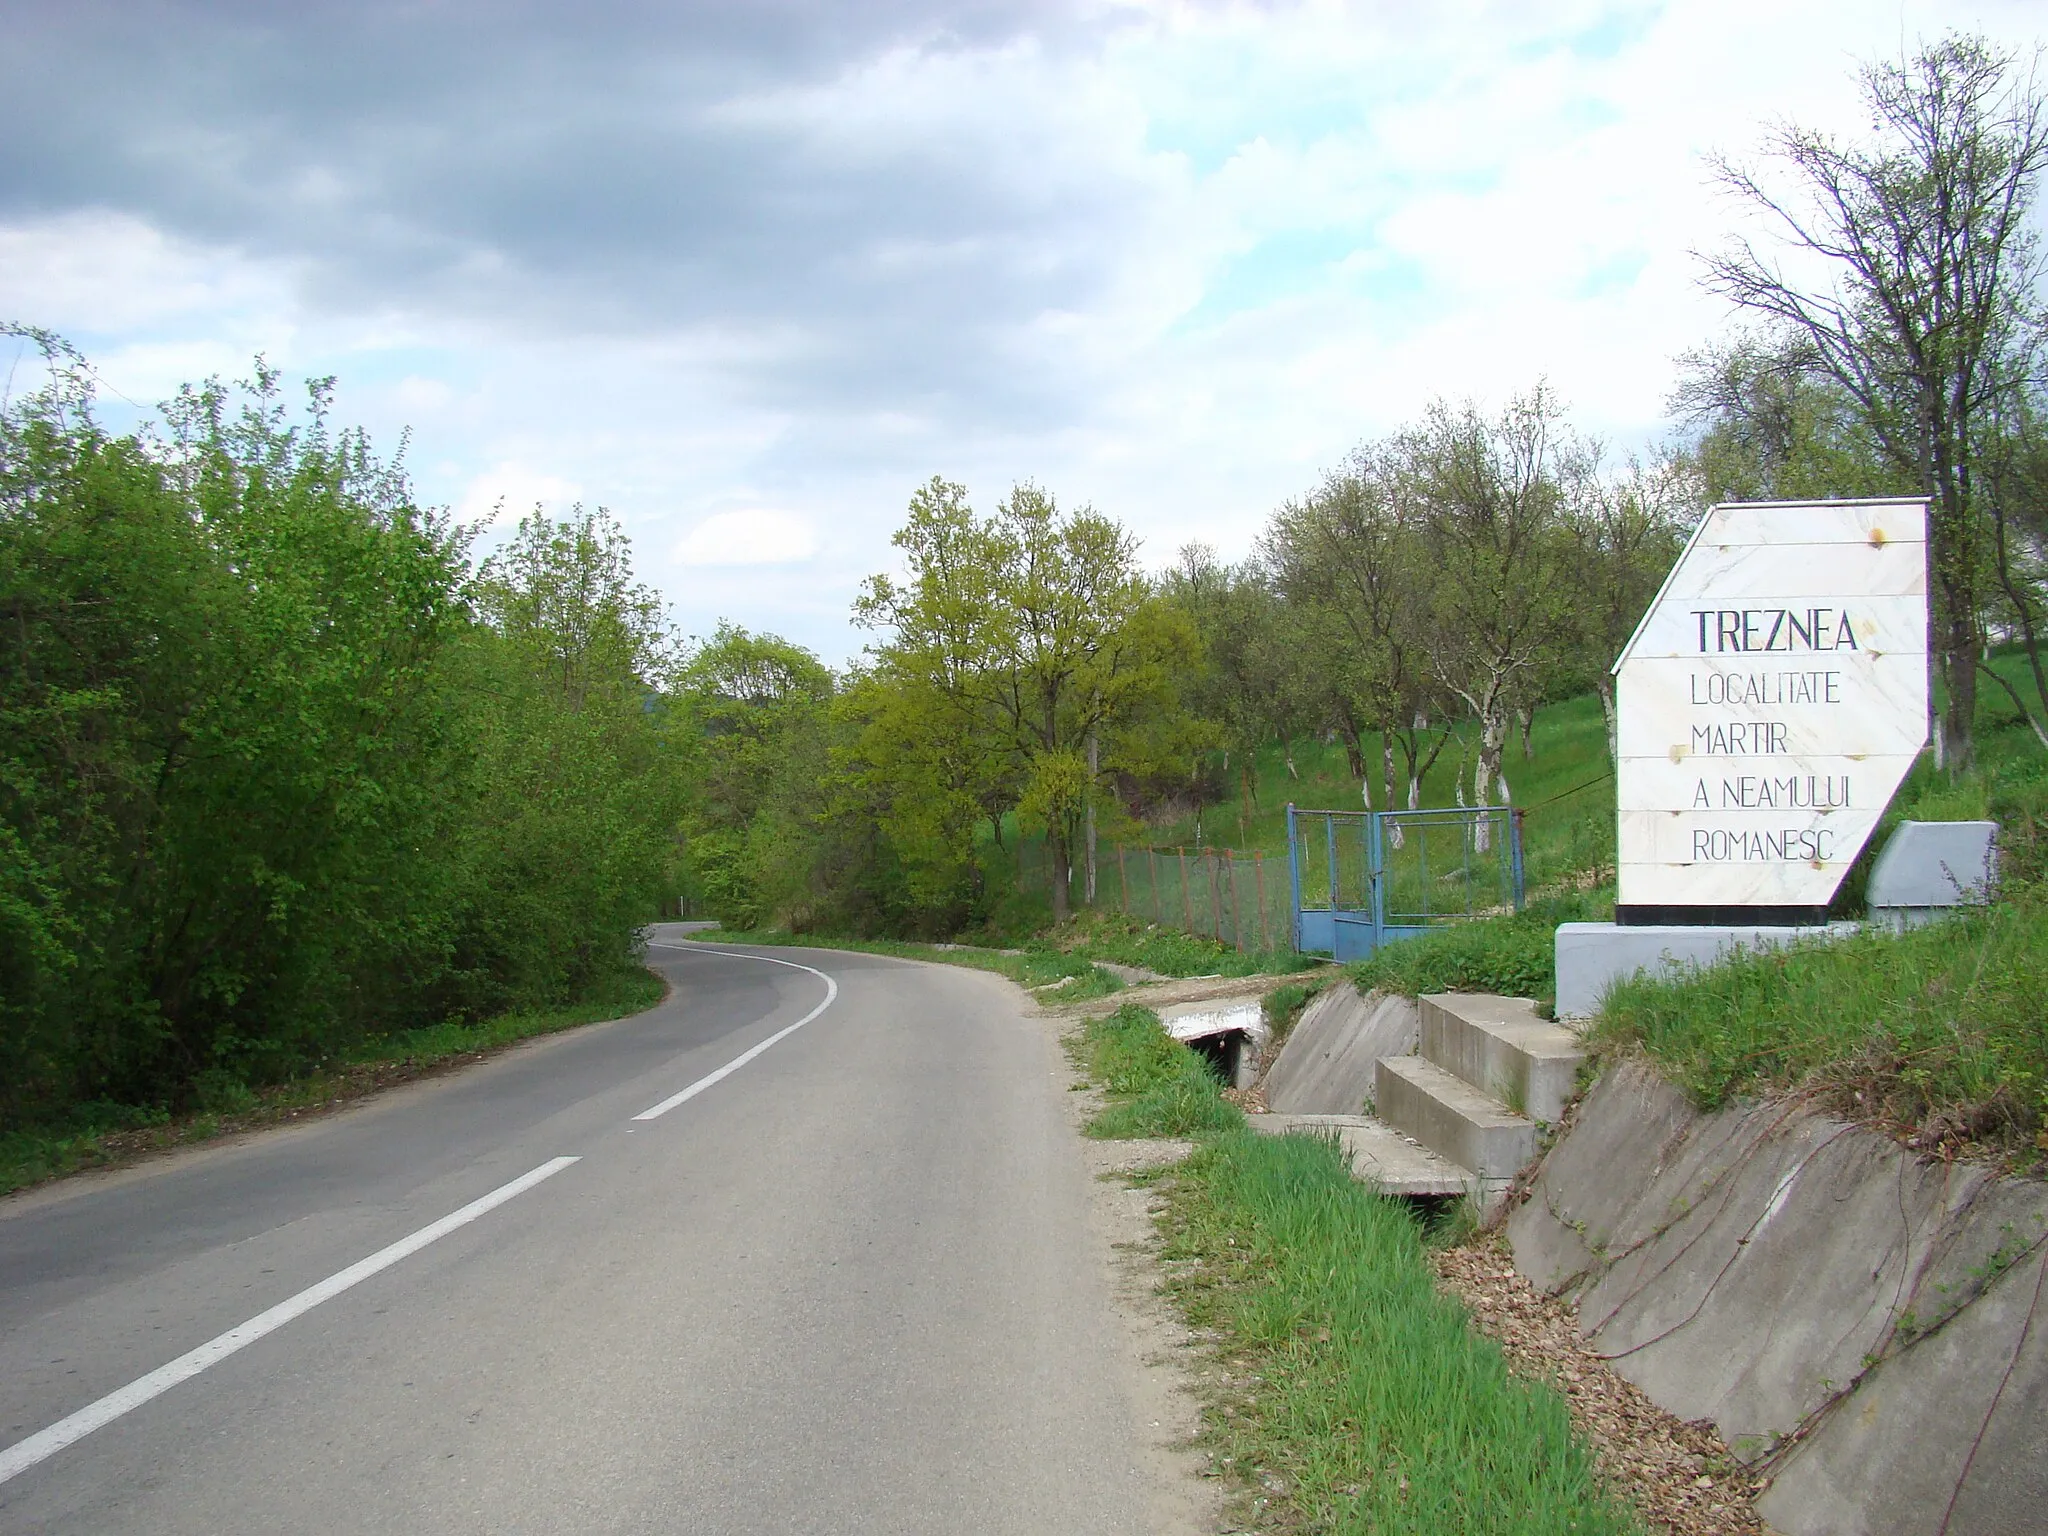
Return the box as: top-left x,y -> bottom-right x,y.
1243,982 -> 2047,1536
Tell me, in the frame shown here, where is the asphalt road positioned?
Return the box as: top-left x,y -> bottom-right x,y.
0,929 -> 1184,1534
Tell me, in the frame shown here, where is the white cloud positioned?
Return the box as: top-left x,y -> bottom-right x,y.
7,0 -> 2041,664
0,210 -> 292,336
675,509 -> 820,567
454,462 -> 585,529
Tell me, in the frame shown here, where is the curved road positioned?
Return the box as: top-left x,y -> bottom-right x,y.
0,931 -> 1189,1533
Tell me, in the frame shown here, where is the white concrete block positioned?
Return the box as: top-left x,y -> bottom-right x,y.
1554,921 -> 1857,1019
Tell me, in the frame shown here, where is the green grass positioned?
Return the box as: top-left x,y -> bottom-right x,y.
1076,1004 -> 1244,1138
1593,890 -> 2048,1158
704,927 -> 1124,1000
1118,647 -> 2048,908
1331,650 -> 2048,1011
1039,909 -> 1324,978
1260,977 -> 1327,1050
1157,1130 -> 1642,1535
1061,1001 -> 1636,1531
1576,675 -> 2048,1157
1344,889 -> 1611,1007
0,963 -> 667,1197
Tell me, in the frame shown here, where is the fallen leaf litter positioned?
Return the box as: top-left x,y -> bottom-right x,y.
1432,1236 -> 1772,1536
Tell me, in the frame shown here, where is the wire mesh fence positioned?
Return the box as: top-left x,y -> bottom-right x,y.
1010,804 -> 1528,960
1098,843 -> 1292,953
1291,807 -> 1523,922
1011,835 -> 1290,952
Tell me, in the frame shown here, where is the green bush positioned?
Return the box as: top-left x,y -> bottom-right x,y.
0,338 -> 682,1129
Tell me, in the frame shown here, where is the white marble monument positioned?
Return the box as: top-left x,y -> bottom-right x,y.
1613,497 -> 1929,921
1556,497 -> 1931,1016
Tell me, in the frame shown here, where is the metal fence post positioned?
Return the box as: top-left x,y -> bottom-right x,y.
1510,808 -> 1527,911
1368,812 -> 1384,953
1254,851 -> 1268,952
1179,848 -> 1194,931
1285,804 -> 1302,951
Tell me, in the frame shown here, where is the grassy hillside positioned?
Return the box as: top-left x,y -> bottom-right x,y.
1327,656 -> 2048,1159
1125,646 -> 2048,898
982,649 -> 2048,981
1111,692 -> 1617,897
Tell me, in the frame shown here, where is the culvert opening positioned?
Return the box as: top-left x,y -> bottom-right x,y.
1185,1029 -> 1249,1087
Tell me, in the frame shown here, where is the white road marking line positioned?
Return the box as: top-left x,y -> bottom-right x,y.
631,949 -> 839,1121
0,1155 -> 579,1487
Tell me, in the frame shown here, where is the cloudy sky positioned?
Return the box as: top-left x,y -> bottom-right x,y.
3,1 -> 2040,661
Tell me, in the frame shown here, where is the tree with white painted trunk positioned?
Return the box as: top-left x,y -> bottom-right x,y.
1403,389 -> 1578,846
1262,445 -> 1454,816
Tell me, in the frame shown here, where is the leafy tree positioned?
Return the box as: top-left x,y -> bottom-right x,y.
1979,391 -> 2048,743
479,503 -> 675,706
1,335 -> 688,1126
2,338 -> 478,1109
460,504 -> 686,999
1671,336 -> 1892,504
1700,33 -> 2048,771
1263,449 -> 1453,812
1561,452 -> 1698,762
857,477 -> 1194,922
1160,545 -> 1294,838
672,623 -> 834,928
1403,388 -> 1578,827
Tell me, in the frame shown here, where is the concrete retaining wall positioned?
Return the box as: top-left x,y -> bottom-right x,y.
1507,1059 -> 2048,1536
1261,985 -> 1416,1115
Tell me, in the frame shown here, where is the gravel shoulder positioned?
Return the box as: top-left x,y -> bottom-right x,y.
1038,1004 -> 1223,1536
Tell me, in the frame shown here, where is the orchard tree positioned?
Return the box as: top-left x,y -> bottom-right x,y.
1562,452 -> 1698,762
1264,447 -> 1453,812
1671,336 -> 1891,504
1404,388 -> 1578,828
1161,545 -> 1298,838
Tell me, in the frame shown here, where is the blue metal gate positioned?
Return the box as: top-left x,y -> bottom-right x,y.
1288,804 -> 1525,962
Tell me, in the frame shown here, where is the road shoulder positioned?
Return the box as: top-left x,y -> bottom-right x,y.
1037,995 -> 1222,1536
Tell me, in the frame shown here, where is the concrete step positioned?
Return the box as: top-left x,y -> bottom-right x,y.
1419,993 -> 1586,1125
1247,1113 -> 1475,1197
1375,1055 -> 1537,1181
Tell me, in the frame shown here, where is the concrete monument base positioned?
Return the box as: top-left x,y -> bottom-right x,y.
1554,920 -> 1857,1020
